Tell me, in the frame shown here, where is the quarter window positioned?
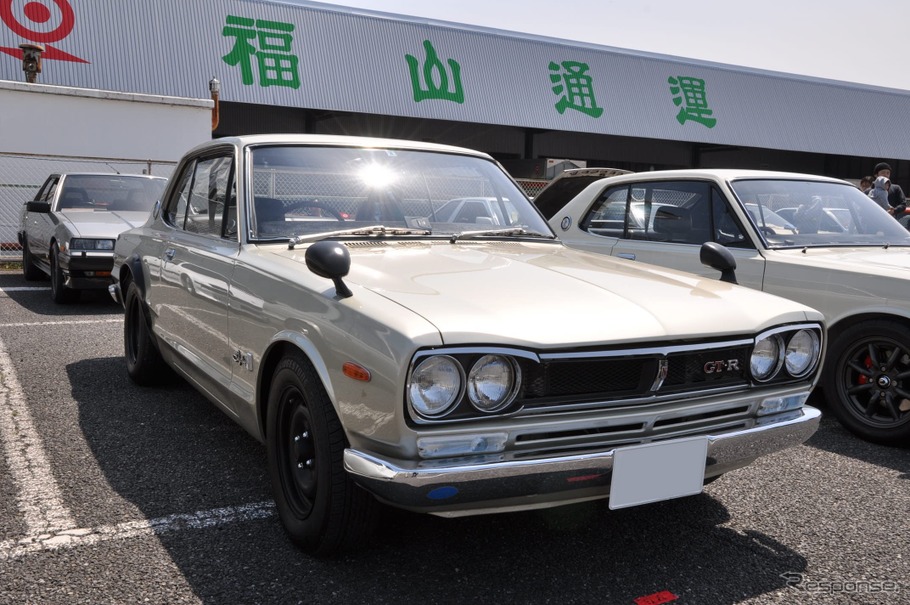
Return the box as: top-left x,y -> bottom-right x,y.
37,176 -> 59,203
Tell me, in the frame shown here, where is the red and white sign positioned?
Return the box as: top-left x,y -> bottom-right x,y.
0,0 -> 88,63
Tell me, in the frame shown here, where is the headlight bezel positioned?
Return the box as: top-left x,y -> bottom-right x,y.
466,354 -> 521,413
750,324 -> 824,384
407,355 -> 465,419
407,348 -> 531,423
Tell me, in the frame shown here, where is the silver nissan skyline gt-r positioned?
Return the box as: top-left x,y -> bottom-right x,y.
110,134 -> 824,556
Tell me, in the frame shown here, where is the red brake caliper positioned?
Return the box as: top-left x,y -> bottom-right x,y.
858,354 -> 873,384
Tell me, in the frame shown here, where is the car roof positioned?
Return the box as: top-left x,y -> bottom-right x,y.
185,134 -> 495,160
57,172 -> 166,179
593,168 -> 851,185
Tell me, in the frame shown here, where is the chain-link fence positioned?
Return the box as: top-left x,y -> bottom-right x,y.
515,178 -> 550,199
0,153 -> 176,260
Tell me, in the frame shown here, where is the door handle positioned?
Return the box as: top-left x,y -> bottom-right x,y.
617,253 -> 636,260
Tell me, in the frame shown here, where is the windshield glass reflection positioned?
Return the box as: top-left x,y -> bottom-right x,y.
249,145 -> 551,241
730,179 -> 910,248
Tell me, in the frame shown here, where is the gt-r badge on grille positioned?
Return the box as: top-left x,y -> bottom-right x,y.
704,359 -> 741,374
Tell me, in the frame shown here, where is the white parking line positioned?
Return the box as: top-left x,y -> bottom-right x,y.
0,501 -> 276,561
0,287 -> 51,293
0,319 -> 122,328
0,335 -> 77,535
0,320 -> 275,561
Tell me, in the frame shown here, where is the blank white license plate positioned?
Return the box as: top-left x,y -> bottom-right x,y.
609,437 -> 708,510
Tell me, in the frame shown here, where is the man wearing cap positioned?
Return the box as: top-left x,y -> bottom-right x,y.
873,162 -> 907,214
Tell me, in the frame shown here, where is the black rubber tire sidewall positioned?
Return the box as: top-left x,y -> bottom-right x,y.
822,320 -> 910,444
266,353 -> 374,556
123,282 -> 166,385
21,240 -> 43,281
49,245 -> 79,304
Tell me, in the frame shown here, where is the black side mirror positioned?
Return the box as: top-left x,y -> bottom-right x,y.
700,242 -> 738,284
305,240 -> 353,298
26,201 -> 51,213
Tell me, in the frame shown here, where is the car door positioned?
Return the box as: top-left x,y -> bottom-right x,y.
24,174 -> 61,266
576,180 -> 767,289
155,150 -> 240,413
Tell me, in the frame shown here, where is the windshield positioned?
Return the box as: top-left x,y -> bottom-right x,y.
58,175 -> 167,212
248,145 -> 552,241
730,179 -> 910,248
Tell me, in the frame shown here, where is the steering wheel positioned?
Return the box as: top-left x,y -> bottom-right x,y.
283,200 -> 345,221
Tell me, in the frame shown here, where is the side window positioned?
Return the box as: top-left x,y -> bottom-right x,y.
164,161 -> 194,229
647,181 -> 712,245
163,155 -> 234,238
186,156 -> 233,237
580,186 -> 629,237
712,188 -> 753,249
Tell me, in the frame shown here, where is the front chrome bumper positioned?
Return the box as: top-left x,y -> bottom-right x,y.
344,406 -> 821,516
108,283 -> 122,306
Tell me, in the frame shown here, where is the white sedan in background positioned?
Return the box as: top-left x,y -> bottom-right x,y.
538,168 -> 910,444
18,172 -> 166,302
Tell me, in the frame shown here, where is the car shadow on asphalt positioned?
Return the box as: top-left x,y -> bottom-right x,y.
1,271 -> 121,317
805,391 -> 910,480
67,355 -> 811,605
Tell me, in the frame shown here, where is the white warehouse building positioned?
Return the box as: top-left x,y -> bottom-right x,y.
2,0 -> 909,184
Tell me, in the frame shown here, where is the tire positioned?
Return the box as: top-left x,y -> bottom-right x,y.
822,320 -> 910,444
124,281 -> 168,386
266,352 -> 376,556
21,240 -> 43,281
49,244 -> 79,303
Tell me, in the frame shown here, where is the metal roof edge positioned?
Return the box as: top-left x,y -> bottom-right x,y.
0,79 -> 214,108
270,0 -> 910,96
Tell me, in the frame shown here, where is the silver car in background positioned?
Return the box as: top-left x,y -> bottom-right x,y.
18,172 -> 167,303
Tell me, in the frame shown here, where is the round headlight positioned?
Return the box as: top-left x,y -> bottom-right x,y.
785,330 -> 820,377
467,355 -> 519,413
751,334 -> 783,381
408,356 -> 463,418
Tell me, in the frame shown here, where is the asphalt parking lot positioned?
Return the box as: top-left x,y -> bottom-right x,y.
0,269 -> 907,605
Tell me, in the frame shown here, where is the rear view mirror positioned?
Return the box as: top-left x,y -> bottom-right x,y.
26,201 -> 50,213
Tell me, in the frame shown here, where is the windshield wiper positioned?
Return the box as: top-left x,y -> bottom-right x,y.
449,227 -> 555,243
288,225 -> 432,249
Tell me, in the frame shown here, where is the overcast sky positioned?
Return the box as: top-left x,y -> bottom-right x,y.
305,0 -> 910,91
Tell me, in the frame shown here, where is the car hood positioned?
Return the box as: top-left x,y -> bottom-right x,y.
58,210 -> 149,237
776,246 -> 910,274
282,241 -> 817,347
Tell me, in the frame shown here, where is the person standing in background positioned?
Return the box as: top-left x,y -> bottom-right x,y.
869,175 -> 892,211
873,162 -> 907,213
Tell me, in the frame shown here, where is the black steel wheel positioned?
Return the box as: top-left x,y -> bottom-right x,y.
124,281 -> 167,385
823,320 -> 910,444
266,352 -> 376,556
49,244 -> 79,304
21,240 -> 43,281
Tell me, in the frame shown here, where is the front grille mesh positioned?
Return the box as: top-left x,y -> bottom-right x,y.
519,344 -> 750,408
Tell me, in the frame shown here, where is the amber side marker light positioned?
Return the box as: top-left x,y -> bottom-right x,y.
343,362 -> 371,382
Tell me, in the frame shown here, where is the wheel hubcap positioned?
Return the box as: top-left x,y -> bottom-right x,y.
281,393 -> 316,517
842,340 -> 910,426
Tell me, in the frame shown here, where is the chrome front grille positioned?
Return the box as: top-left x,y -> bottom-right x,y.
518,342 -> 751,409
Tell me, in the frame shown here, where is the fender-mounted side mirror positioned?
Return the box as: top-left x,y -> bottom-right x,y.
700,241 -> 738,284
